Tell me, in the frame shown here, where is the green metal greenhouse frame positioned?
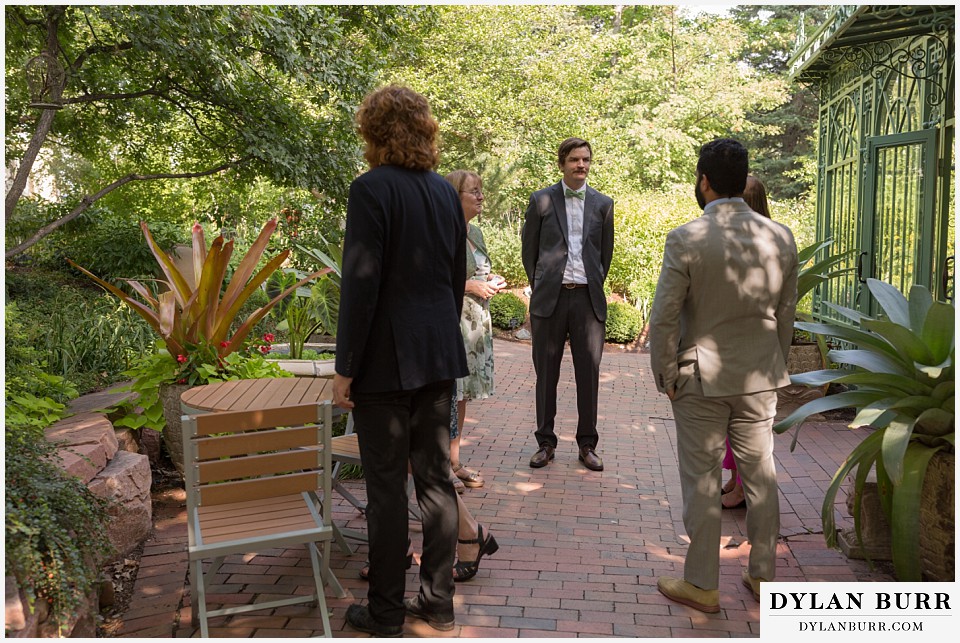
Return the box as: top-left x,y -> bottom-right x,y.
788,5 -> 955,317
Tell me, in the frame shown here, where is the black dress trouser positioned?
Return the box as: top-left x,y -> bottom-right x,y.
352,379 -> 458,626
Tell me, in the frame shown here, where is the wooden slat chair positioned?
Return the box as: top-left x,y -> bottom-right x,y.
182,402 -> 345,637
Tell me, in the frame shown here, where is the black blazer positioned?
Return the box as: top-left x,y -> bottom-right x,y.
521,182 -> 615,321
335,165 -> 468,393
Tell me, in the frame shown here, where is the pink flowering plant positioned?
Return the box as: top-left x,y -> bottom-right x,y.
68,219 -> 325,431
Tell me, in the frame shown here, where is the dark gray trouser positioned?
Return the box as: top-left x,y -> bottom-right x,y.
530,286 -> 604,450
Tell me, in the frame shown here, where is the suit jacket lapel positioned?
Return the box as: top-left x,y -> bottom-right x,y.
582,186 -> 597,248
550,182 -> 569,243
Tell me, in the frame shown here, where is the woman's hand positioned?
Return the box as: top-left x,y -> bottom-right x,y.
466,278 -> 499,300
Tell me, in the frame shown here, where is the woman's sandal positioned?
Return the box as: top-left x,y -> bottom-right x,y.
721,486 -> 746,509
359,542 -> 414,580
453,525 -> 499,582
452,463 -> 484,488
721,477 -> 737,495
449,470 -> 465,494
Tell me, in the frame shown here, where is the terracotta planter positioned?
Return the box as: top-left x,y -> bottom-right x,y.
839,451 -> 955,581
158,383 -> 192,476
919,451 -> 955,581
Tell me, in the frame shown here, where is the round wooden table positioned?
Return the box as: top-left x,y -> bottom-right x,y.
181,377 -> 335,414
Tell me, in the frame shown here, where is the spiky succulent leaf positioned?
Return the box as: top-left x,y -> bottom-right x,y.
908,284 -> 933,333
861,318 -> 933,365
774,390 -> 889,435
913,407 -> 954,437
867,278 -> 910,327
922,301 -> 955,365
880,414 -> 916,485
827,348 -> 913,377
794,321 -> 894,354
890,444 -> 944,581
822,429 -> 884,548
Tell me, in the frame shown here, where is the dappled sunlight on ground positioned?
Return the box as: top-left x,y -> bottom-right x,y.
117,338 -> 893,638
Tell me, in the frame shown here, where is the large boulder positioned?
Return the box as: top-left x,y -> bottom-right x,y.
44,414 -> 119,484
87,450 -> 153,560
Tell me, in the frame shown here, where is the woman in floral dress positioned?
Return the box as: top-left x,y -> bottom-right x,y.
444,170 -> 504,491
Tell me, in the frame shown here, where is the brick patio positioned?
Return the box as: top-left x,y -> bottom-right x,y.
117,338 -> 892,638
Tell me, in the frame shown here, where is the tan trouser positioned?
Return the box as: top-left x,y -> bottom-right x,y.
670,366 -> 780,590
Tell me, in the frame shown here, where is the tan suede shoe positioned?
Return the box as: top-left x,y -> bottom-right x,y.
741,570 -> 765,602
657,576 -> 720,613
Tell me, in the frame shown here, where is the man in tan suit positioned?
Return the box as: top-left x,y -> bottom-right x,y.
648,138 -> 797,613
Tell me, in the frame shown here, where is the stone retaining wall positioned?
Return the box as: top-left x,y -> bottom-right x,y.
5,387 -> 152,638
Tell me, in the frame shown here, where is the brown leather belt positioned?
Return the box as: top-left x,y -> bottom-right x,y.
563,283 -> 587,289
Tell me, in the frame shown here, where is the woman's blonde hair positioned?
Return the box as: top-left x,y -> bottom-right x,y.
356,85 -> 439,171
443,169 -> 482,194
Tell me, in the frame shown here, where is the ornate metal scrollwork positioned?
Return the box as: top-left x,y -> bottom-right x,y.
815,8 -> 953,109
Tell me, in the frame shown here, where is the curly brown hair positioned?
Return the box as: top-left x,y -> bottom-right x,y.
356,85 -> 439,171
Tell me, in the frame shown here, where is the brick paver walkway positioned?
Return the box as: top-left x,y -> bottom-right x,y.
117,339 -> 892,638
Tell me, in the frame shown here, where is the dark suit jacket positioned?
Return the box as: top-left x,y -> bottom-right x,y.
521,182 -> 615,321
335,165 -> 468,393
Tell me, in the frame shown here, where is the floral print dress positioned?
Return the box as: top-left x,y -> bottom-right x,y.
457,236 -> 495,402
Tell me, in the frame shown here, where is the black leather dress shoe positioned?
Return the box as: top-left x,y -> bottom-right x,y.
529,445 -> 555,468
346,604 -> 402,637
578,447 -> 604,471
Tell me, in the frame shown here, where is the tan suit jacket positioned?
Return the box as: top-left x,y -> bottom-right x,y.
649,199 -> 798,398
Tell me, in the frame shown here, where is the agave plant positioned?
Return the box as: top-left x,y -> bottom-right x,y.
773,278 -> 955,581
796,238 -> 857,304
68,219 -> 325,361
793,238 -> 856,353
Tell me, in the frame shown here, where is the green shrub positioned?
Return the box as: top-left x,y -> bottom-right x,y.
62,211 -> 188,280
476,222 -> 526,287
5,302 -> 78,429
5,425 -> 111,633
604,301 -> 643,344
489,291 -> 527,330
6,268 -> 155,394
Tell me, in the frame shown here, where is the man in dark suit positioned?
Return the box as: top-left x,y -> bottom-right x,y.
521,137 -> 615,472
333,85 -> 467,637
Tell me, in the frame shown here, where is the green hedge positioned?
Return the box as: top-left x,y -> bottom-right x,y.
489,291 -> 527,330
604,301 -> 643,344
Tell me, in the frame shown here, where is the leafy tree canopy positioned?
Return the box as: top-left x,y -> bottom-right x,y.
388,5 -> 788,222
5,4 -> 435,257
727,5 -> 834,199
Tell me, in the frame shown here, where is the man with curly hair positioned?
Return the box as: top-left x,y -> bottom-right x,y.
333,85 -> 467,636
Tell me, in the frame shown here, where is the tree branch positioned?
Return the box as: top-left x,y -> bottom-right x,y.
5,157 -> 252,259
61,87 -> 165,104
70,40 -> 134,75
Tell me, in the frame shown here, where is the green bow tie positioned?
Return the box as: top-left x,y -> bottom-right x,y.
565,188 -> 584,200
